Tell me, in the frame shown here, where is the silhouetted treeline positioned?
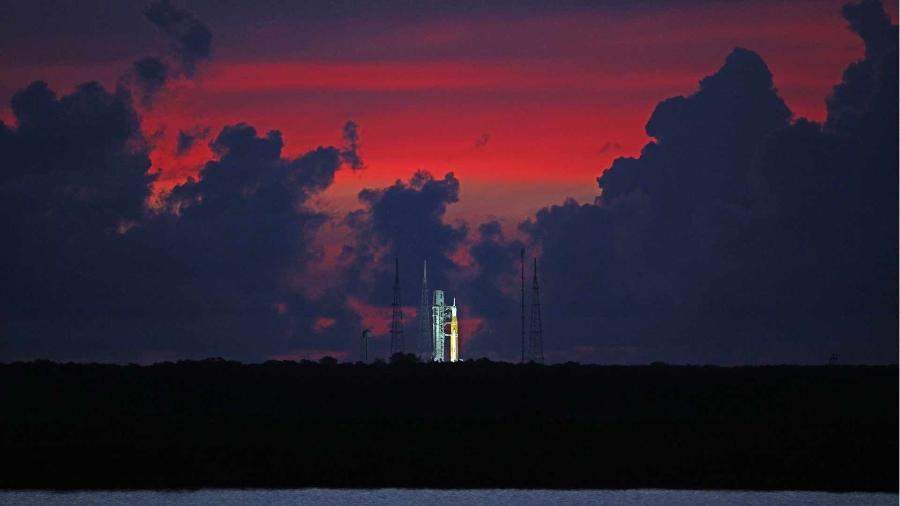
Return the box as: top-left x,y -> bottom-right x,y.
0,359 -> 896,491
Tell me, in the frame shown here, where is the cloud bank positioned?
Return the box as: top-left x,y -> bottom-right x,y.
0,0 -> 895,364
516,0 -> 897,364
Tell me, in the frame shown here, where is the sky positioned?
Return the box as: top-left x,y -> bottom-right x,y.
0,0 -> 896,364
2,0 -> 894,221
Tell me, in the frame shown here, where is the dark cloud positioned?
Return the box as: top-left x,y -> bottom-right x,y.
123,123 -> 356,358
338,173 -> 542,360
758,0 -> 897,363
132,57 -> 169,106
517,0 -> 897,364
342,171 -> 466,307
826,0 -> 897,135
127,0 -> 213,105
464,221 -> 524,358
176,126 -> 211,156
144,0 -> 213,78
340,172 -> 466,356
340,120 -> 364,170
842,0 -> 896,58
0,80 -> 153,209
1,0 -> 895,365
0,81 -> 357,361
0,75 -> 354,362
0,80 -> 155,353
339,174 -> 524,359
529,47 -> 792,362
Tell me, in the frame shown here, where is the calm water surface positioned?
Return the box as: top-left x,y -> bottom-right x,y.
0,489 -> 896,505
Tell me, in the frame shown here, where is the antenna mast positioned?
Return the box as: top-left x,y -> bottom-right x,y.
361,329 -> 370,363
417,260 -> 431,360
390,257 -> 404,355
520,248 -> 525,363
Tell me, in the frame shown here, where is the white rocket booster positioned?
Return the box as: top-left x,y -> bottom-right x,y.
431,290 -> 461,363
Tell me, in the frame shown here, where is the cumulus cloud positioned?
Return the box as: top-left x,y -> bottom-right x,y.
337,175 -> 528,358
518,46 -> 794,363
0,4 -> 353,363
518,0 -> 897,364
130,0 -> 214,104
176,126 -> 211,156
132,57 -> 169,105
462,221 -> 525,357
0,81 -> 154,356
125,124 -> 356,358
340,120 -> 364,170
341,171 -> 465,306
1,0 -> 895,365
826,0 -> 897,135
757,0 -> 897,361
144,0 -> 212,78
0,82 -> 357,361
0,81 -> 154,216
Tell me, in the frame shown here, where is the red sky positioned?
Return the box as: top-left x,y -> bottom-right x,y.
1,0 -> 894,227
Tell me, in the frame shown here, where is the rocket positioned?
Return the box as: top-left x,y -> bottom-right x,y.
449,298 -> 459,362
431,290 -> 461,363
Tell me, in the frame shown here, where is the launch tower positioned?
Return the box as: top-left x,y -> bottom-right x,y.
527,258 -> 544,363
389,257 -> 404,355
417,261 -> 432,360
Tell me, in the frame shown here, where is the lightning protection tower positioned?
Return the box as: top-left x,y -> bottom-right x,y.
520,248 -> 526,363
417,260 -> 432,360
361,328 -> 370,363
528,257 -> 544,363
390,257 -> 404,355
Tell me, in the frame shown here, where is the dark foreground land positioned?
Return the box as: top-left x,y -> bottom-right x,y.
0,359 -> 896,491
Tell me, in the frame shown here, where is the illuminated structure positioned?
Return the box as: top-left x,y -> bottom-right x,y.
449,300 -> 459,362
431,289 -> 460,362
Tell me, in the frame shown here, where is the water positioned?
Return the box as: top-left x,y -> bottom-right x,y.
0,489 -> 895,505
